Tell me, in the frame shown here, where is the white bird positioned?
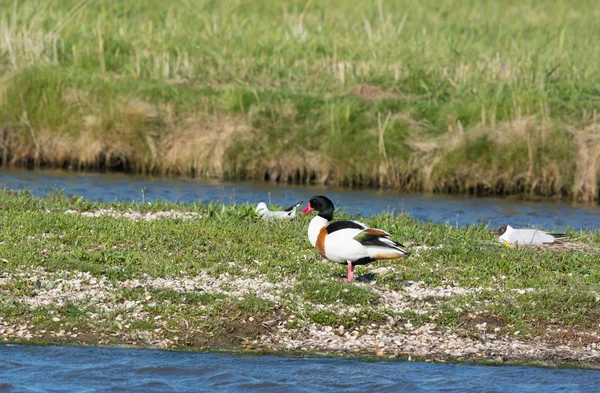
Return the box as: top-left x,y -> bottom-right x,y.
491,225 -> 571,245
255,201 -> 302,220
300,195 -> 409,282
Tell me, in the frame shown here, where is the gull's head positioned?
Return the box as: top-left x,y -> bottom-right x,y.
255,202 -> 268,214
491,225 -> 509,236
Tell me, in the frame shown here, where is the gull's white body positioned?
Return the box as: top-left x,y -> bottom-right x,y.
255,202 -> 301,220
498,225 -> 568,245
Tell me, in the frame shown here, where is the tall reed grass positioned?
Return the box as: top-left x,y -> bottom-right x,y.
0,0 -> 598,200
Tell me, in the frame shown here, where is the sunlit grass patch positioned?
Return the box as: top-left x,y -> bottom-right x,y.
296,280 -> 381,306
487,287 -> 600,333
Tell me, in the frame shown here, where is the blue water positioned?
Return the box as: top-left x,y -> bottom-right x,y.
0,344 -> 599,392
0,169 -> 598,230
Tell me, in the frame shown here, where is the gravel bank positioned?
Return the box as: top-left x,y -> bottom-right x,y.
2,266 -> 599,365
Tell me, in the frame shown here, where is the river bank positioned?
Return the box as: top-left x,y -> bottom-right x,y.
1,1 -> 599,201
1,191 -> 599,367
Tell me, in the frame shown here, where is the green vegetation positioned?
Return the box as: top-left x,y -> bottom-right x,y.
1,190 -> 600,364
0,1 -> 599,200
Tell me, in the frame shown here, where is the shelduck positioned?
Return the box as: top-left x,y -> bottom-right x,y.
491,225 -> 571,245
256,201 -> 302,220
300,195 -> 409,282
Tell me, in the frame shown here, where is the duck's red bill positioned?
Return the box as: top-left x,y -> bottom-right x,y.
301,203 -> 314,214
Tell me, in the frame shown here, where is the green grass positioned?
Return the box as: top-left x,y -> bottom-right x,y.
0,1 -> 599,200
296,280 -> 380,305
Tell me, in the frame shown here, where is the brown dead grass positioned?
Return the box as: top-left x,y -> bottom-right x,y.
406,120 -> 465,193
260,148 -> 333,184
0,93 -> 250,177
161,111 -> 251,178
569,123 -> 600,202
0,83 -> 598,202
417,117 -> 572,197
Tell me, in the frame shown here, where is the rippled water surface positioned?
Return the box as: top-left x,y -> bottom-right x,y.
1,345 -> 599,393
1,169 -> 598,230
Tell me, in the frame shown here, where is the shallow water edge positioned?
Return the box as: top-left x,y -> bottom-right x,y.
1,168 -> 599,230
2,340 -> 600,372
3,343 -> 600,393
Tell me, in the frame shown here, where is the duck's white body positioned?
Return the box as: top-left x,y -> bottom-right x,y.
497,225 -> 569,245
307,215 -> 329,246
308,216 -> 405,264
303,196 -> 409,282
255,201 -> 301,220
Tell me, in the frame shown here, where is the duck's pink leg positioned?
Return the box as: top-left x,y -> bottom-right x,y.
343,262 -> 355,282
